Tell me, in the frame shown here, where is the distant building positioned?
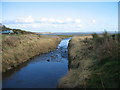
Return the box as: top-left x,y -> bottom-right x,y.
0,30 -> 14,34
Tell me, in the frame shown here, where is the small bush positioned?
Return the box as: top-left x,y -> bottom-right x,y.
92,33 -> 99,39
94,33 -> 118,63
92,33 -> 104,44
103,31 -> 108,38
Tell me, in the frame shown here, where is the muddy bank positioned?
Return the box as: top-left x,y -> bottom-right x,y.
58,36 -> 94,88
2,34 -> 61,72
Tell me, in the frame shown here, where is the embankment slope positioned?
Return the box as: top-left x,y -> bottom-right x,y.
58,34 -> 119,88
58,36 -> 94,88
2,34 -> 61,72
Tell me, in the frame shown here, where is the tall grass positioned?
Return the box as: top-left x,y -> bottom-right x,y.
58,32 -> 119,88
92,32 -> 119,64
87,32 -> 119,88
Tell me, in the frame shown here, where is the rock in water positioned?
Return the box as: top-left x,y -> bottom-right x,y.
47,59 -> 50,62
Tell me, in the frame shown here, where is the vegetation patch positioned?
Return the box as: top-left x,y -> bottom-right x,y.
57,35 -> 73,39
86,32 -> 119,88
58,32 -> 119,88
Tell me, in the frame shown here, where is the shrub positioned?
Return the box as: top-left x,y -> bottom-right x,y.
92,33 -> 104,44
103,31 -> 108,38
92,33 -> 99,39
92,32 -> 118,64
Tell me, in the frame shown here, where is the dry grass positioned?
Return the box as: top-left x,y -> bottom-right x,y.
93,36 -> 118,64
2,34 -> 61,72
58,59 -> 93,88
58,33 -> 119,88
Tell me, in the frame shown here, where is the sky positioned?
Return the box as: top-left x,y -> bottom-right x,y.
1,1 -> 118,32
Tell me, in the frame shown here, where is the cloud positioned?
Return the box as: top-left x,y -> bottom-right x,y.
66,18 -> 73,22
4,22 -> 83,32
40,17 -> 48,22
3,17 -> 100,32
75,19 -> 81,23
11,16 -> 35,23
39,18 -> 66,24
92,19 -> 96,23
3,16 -> 82,25
48,18 -> 56,22
24,16 -> 34,23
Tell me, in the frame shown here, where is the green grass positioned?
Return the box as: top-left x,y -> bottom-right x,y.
86,32 -> 120,88
2,34 -> 23,39
57,35 -> 73,39
87,57 -> 119,88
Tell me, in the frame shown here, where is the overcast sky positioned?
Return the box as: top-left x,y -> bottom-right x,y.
1,1 -> 118,32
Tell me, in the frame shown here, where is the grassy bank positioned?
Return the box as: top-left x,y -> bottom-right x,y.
57,35 -> 73,39
58,33 -> 119,88
58,35 -> 93,88
2,34 -> 61,72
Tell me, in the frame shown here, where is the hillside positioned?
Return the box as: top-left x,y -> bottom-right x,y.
0,24 -> 34,34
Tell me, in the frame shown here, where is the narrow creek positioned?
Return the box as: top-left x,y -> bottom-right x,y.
2,37 -> 71,88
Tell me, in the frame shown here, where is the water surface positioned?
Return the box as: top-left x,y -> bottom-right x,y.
3,37 -> 71,88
